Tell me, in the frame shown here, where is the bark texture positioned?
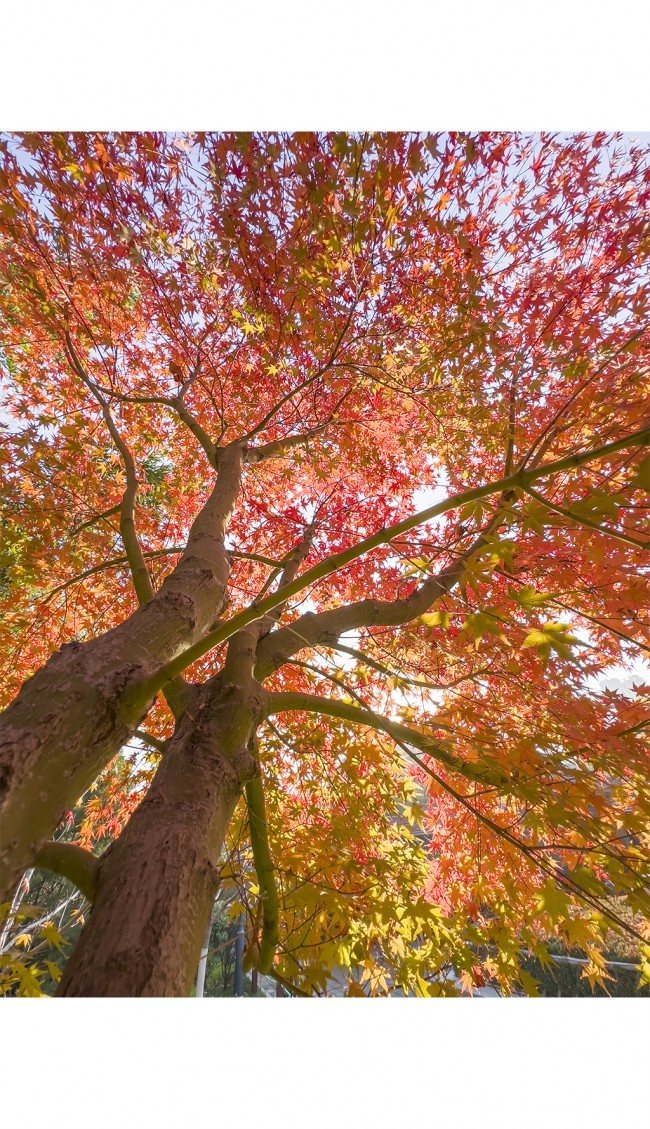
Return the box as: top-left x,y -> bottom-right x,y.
57,676 -> 264,997
0,446 -> 243,903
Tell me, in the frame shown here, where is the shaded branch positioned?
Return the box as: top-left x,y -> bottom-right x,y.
41,546 -> 186,604
70,503 -> 121,537
34,841 -> 99,903
264,690 -> 509,790
134,729 -> 168,754
244,424 -> 330,464
330,644 -> 490,693
245,767 -> 280,976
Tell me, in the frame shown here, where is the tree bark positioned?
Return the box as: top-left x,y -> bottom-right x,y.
0,445 -> 243,903
57,678 -> 263,997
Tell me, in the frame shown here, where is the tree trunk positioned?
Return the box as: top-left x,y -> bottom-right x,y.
57,679 -> 262,997
0,446 -> 243,903
0,589 -> 205,904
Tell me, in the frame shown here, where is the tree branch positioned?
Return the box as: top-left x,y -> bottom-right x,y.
330,643 -> 489,693
504,373 -> 517,476
254,521 -> 503,679
70,503 -> 121,537
134,729 -> 168,754
242,289 -> 361,443
55,384 -> 191,717
64,331 -> 156,606
245,768 -> 279,975
41,547 -> 186,604
520,327 -> 646,471
550,598 -> 650,655
522,484 -> 649,550
124,425 -> 648,708
230,549 -> 289,568
244,424 -> 330,464
69,378 -> 219,467
269,970 -> 311,997
388,730 -> 648,947
256,521 -> 318,620
242,370 -> 328,443
223,524 -> 319,684
263,690 -> 509,789
115,443 -> 245,722
170,397 -> 219,467
34,841 -> 99,903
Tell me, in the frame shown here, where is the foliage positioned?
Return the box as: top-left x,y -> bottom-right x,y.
0,767 -> 126,996
0,131 -> 648,996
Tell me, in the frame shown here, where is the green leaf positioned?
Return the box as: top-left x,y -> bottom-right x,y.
537,878 -> 571,922
518,968 -> 541,997
522,622 -> 578,662
420,610 -> 450,628
512,585 -> 554,609
463,609 -> 509,643
639,945 -> 650,989
41,921 -> 67,953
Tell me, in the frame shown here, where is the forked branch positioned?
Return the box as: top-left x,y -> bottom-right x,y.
64,331 -> 155,605
122,425 -> 649,717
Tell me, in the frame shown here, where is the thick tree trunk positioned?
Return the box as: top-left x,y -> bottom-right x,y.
57,679 -> 263,997
0,446 -> 243,903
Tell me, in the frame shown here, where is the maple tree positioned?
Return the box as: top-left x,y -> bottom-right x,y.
0,131 -> 648,997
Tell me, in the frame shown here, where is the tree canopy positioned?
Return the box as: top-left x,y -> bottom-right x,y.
0,131 -> 648,997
